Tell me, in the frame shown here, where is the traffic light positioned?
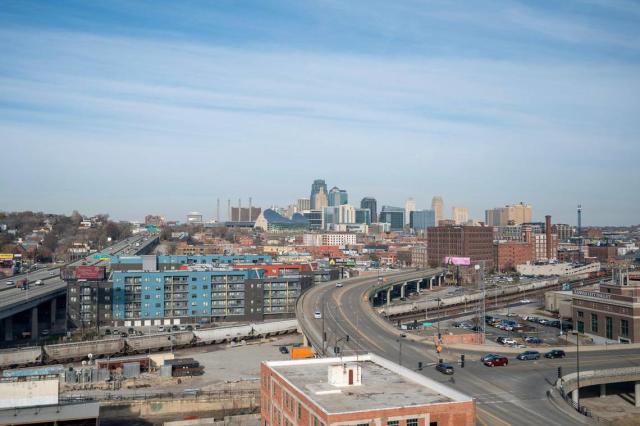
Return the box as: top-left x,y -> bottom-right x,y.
557,366 -> 562,379
460,354 -> 465,368
346,335 -> 350,342
334,346 -> 340,354
418,362 -> 423,371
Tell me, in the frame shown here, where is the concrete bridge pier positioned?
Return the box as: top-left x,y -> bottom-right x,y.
636,381 -> 640,407
386,288 -> 392,306
400,283 -> 407,299
429,277 -> 434,290
31,306 -> 38,338
600,384 -> 606,398
572,389 -> 579,406
50,297 -> 57,327
3,317 -> 12,341
302,333 -> 309,347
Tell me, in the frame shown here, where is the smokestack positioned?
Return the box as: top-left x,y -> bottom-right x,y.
249,197 -> 253,221
227,199 -> 231,222
545,215 -> 552,261
216,198 -> 220,222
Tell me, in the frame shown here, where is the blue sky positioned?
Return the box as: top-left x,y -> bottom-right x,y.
1,0 -> 639,225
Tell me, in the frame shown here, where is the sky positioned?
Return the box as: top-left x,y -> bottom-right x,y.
1,0 -> 639,225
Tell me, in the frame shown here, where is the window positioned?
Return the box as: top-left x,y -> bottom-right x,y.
606,316 -> 613,339
145,295 -> 151,299
430,423 -> 438,426
591,314 -> 598,333
577,321 -> 584,333
577,311 -> 583,318
297,402 -> 301,420
387,421 -> 399,426
621,319 -> 629,337
407,420 -> 418,426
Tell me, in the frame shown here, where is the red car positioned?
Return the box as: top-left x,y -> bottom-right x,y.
484,355 -> 509,367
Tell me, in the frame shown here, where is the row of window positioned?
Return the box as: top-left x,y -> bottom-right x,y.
577,311 -> 629,338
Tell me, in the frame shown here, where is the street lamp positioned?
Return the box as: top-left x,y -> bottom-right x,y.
435,298 -> 442,342
396,334 -> 406,366
572,330 -> 581,412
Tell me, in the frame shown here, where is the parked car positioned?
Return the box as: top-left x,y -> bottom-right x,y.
171,325 -> 179,332
435,363 -> 454,375
506,312 -> 518,317
40,329 -> 50,337
484,355 -> 509,367
104,329 -> 112,336
279,346 -> 289,354
5,281 -> 14,287
502,338 -> 517,346
314,311 -> 322,319
517,350 -> 540,360
496,337 -> 507,344
539,319 -> 550,325
158,326 -> 165,332
545,349 -> 566,359
335,282 -> 343,288
179,325 -> 187,331
524,337 -> 543,344
519,299 -> 532,304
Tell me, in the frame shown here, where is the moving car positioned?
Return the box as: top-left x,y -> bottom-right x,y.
314,311 -> 322,319
335,282 -> 343,288
484,355 -> 509,367
435,363 -> 454,375
545,349 -> 566,359
517,350 -> 540,360
481,353 -> 501,363
279,346 -> 289,354
34,280 -> 43,286
519,299 -> 532,304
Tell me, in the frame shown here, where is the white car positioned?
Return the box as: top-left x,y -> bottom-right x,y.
335,282 -> 343,288
34,280 -> 43,286
502,338 -> 517,345
314,311 -> 322,319
520,299 -> 532,304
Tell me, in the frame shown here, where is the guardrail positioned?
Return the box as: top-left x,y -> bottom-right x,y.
554,366 -> 640,424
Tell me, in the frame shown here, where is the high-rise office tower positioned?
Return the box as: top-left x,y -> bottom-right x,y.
296,198 -> 311,211
360,197 -> 378,223
313,186 -> 328,210
310,179 -> 328,210
431,196 -> 444,224
452,207 -> 469,224
485,203 -> 532,226
404,198 -> 416,225
379,206 -> 405,231
328,187 -> 348,206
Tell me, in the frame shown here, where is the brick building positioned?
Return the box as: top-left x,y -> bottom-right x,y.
261,354 -> 475,426
427,225 -> 494,270
588,246 -> 618,264
572,272 -> 640,343
494,240 -> 534,271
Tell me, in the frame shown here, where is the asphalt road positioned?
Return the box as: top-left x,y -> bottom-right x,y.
0,235 -> 150,315
298,269 -> 640,426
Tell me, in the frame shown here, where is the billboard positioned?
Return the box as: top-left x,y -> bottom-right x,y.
0,253 -> 14,260
444,256 -> 471,266
75,266 -> 106,280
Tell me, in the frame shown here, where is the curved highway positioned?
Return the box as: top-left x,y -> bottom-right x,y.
297,269 -> 640,426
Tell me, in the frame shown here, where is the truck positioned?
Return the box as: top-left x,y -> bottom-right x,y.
16,278 -> 28,290
291,346 -> 315,360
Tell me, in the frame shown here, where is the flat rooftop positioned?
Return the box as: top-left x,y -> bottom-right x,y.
266,354 -> 472,415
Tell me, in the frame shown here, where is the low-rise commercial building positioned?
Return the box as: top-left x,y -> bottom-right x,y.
494,240 -> 534,271
572,272 -> 640,343
261,354 -> 475,426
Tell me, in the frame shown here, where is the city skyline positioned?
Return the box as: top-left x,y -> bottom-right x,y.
1,1 -> 639,224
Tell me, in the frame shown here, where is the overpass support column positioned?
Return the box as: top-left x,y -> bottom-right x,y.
50,297 -> 57,327
572,389 -> 579,406
400,283 -> 406,299
31,306 -> 38,339
302,333 -> 309,347
416,279 -> 421,292
4,317 -> 13,341
429,277 -> 434,290
386,288 -> 392,306
635,381 -> 640,407
600,384 -> 606,398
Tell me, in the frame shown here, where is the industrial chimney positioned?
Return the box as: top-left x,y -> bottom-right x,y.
545,215 -> 552,261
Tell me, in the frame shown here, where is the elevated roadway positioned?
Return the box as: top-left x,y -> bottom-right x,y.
297,269 -> 640,426
0,234 -> 158,341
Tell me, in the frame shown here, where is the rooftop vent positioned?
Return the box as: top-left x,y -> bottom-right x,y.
328,363 -> 361,387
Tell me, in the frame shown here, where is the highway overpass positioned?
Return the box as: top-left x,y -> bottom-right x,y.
296,268 -> 640,426
0,234 -> 158,343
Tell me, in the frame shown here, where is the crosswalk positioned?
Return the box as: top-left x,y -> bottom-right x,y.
474,390 -> 547,405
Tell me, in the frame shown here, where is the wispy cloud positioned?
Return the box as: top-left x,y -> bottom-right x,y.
0,1 -> 639,224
